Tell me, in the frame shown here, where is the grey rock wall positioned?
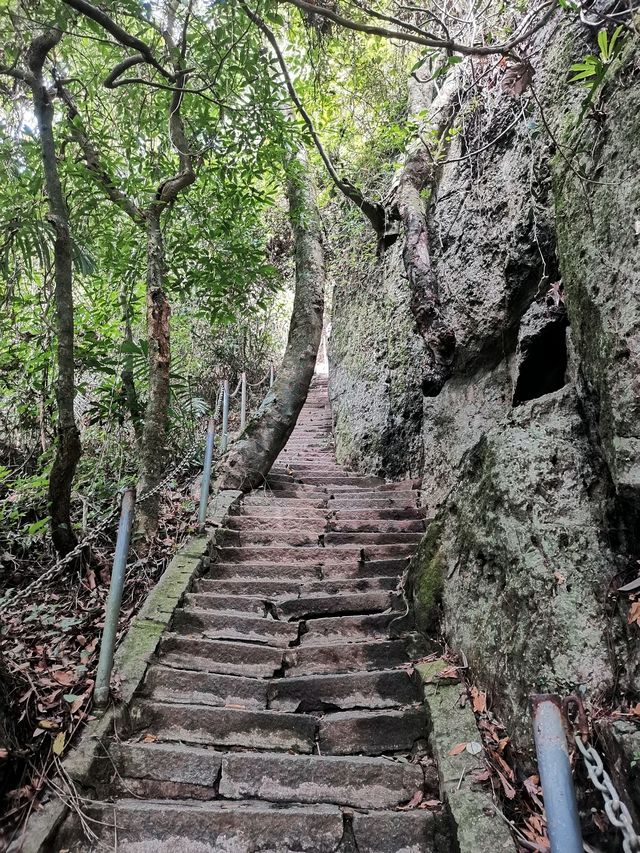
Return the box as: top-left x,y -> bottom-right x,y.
328,19 -> 640,747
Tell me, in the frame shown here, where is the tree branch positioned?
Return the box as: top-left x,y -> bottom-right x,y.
281,0 -> 558,58
242,3 -> 386,235
61,0 -> 175,81
56,81 -> 146,224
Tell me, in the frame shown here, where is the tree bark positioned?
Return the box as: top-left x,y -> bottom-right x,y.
216,145 -> 325,490
27,32 -> 82,556
136,207 -> 172,537
120,283 -> 143,438
386,73 -> 460,397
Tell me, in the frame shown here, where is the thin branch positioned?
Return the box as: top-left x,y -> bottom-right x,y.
61,0 -> 175,81
281,0 -> 558,58
55,81 -> 146,224
242,3 -> 386,234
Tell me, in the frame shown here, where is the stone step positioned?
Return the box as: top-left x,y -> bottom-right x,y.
276,591 -> 399,620
207,562 -> 323,581
217,752 -> 426,810
328,489 -> 418,501
228,516 -> 329,530
131,701 -> 316,752
218,528 -> 325,548
172,608 -> 300,647
333,507 -> 427,520
267,668 -> 420,712
324,531 -> 424,546
321,557 -> 410,579
82,799 -> 347,852
143,665 -> 268,709
318,707 -> 428,755
285,638 -> 409,675
328,497 -> 418,509
195,576 -> 397,598
159,635 -> 284,678
217,545 -> 416,564
269,475 -> 385,487
302,612 -> 401,643
328,518 -> 425,532
235,502 -> 328,527
111,743 -> 426,810
243,496 -> 328,509
184,592 -> 269,615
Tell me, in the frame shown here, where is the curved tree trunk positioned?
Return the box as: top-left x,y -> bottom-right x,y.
27,32 -> 82,556
136,207 -> 172,539
216,145 -> 325,491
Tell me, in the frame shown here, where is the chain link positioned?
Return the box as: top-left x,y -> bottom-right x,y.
575,735 -> 640,853
0,430 -> 205,615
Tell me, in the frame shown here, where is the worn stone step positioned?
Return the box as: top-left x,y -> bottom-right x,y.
267,668 -> 420,712
217,752 -> 425,810
83,799 -> 345,852
277,591 -> 398,620
318,707 -> 428,755
207,562 -> 324,581
236,506 -> 328,520
160,635 -> 284,678
328,518 -> 425,533
275,476 -> 385,487
227,516 -> 329,531
243,495 -> 328,509
218,527 -> 323,547
302,612 -> 401,643
324,531 -> 423,546
217,545 -> 416,564
143,665 -> 268,709
285,638 -> 409,674
172,608 -> 300,647
110,744 -> 426,810
334,507 -> 427,520
196,576 -> 397,598
184,592 -> 269,615
131,701 -> 316,752
352,809 -> 440,853
321,557 -> 409,579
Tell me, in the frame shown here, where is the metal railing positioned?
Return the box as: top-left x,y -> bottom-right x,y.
530,692 -> 640,853
90,364 -> 275,707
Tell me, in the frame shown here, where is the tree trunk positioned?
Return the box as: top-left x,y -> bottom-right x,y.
216,145 -> 325,491
387,72 -> 460,397
119,283 -> 143,438
136,207 -> 172,539
28,32 -> 82,556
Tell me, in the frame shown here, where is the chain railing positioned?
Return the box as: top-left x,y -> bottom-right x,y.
575,735 -> 640,853
0,362 -> 276,706
530,693 -> 640,853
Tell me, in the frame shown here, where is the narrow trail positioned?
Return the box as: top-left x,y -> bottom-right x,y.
72,377 -> 445,852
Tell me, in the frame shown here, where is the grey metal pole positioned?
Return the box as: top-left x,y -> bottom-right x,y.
531,694 -> 583,853
221,378 -> 230,453
269,363 -> 274,388
94,487 -> 136,708
240,371 -> 247,432
198,418 -> 216,528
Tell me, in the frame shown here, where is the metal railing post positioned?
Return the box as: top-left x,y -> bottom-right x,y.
240,371 -> 247,432
269,362 -> 274,388
94,487 -> 136,708
198,418 -> 216,527
531,694 -> 583,853
221,379 -> 230,453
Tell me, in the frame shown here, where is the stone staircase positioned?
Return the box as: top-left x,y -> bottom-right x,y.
64,377 -> 453,852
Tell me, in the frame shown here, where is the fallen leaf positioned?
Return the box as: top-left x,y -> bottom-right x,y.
553,571 -> 566,585
470,686 -> 487,714
397,790 -> 423,810
466,741 -> 483,756
52,732 -> 65,755
628,601 -> 640,626
51,670 -> 74,686
142,734 -> 158,743
449,742 -> 467,756
629,703 -> 640,717
0,748 -> 8,760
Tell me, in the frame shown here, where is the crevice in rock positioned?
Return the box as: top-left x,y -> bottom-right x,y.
513,303 -> 569,406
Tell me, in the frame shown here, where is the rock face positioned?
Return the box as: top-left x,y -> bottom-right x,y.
328,19 -> 640,748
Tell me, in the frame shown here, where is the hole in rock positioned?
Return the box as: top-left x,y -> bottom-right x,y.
513,318 -> 568,405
